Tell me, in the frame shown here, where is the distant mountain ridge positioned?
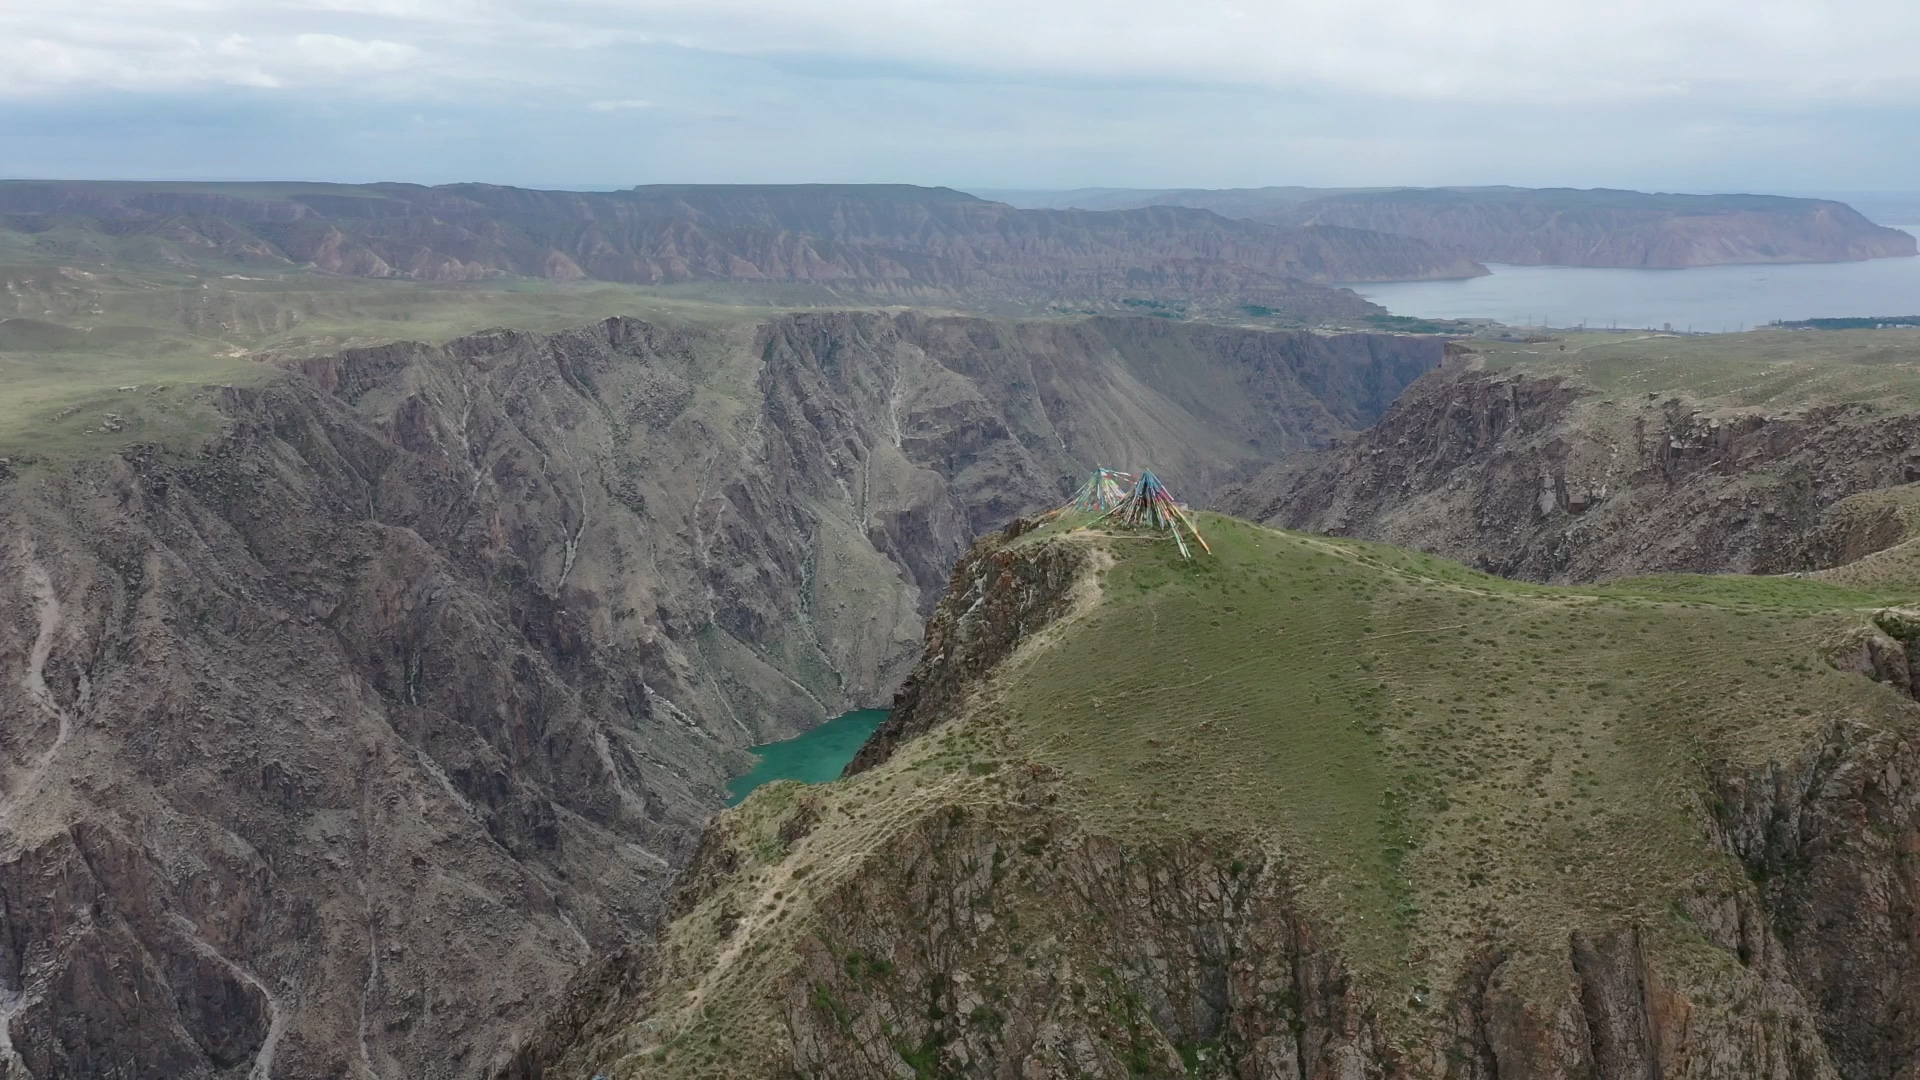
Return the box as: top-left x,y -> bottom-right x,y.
0,181 -> 1489,319
982,184 -> 1918,269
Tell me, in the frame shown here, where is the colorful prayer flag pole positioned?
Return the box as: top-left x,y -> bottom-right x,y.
1049,467 -> 1135,518
1093,470 -> 1210,558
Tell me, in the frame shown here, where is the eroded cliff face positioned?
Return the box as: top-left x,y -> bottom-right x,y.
766,815 -> 1853,1080
0,313 -> 1440,1077
844,519 -> 1091,775
508,525 -> 1920,1080
1270,190 -> 1917,268
1710,722 -> 1920,1080
1227,353 -> 1920,583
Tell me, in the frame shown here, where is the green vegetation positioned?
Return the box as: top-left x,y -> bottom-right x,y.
1237,304 -> 1467,336
601,513 -> 1920,1076
0,261 -> 801,457
1474,328 -> 1920,411
1362,312 -> 1464,335
998,517 -> 1909,977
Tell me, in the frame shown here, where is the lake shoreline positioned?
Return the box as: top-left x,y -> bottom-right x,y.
1346,229 -> 1920,333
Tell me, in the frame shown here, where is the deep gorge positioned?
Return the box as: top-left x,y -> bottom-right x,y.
0,312 -> 1441,1077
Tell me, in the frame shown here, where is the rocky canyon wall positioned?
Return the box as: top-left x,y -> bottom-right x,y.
0,312 -> 1440,1077
1227,355 -> 1920,583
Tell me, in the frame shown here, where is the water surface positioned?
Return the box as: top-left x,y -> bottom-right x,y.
725,708 -> 888,805
1352,227 -> 1920,333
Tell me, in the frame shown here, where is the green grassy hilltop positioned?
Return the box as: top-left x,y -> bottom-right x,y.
1476,327 -> 1920,410
561,513 -> 1920,1077
1000,517 -> 1901,971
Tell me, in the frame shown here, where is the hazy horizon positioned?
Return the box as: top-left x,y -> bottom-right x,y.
5,0 -> 1918,194
1,177 -> 1914,218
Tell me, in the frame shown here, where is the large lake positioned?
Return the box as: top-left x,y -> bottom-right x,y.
1351,226 -> 1920,332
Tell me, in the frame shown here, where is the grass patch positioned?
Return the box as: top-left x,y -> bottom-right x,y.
987,514 -> 1917,988
1474,328 -> 1920,411
0,259 -> 803,457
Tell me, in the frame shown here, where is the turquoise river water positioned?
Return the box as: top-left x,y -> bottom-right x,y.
724,708 -> 888,806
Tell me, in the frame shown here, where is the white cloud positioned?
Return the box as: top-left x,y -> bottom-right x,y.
290,33 -> 419,71
588,98 -> 652,111
1,0 -> 1916,105
0,8 -> 425,95
534,0 -> 1920,105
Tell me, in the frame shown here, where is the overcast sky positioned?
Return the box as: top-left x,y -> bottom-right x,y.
2,0 -> 1916,194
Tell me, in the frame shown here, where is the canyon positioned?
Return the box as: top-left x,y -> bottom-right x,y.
0,312 -> 1440,1077
497,327 -> 1920,1080
1225,330 -> 1920,583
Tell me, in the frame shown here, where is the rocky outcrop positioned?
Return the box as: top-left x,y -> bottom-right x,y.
845,521 -> 1090,774
0,182 -> 1490,318
544,790 -> 1851,1078
1709,721 -> 1920,1080
1808,486 -> 1920,570
0,313 -> 1439,1077
782,819 -> 1396,1079
772,817 -> 1854,1080
1227,356 -> 1920,582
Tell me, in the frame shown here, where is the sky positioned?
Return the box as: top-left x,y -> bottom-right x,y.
2,0 -> 1917,195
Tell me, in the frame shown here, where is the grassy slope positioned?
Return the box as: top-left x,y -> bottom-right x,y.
0,257 -> 802,457
1005,517 -> 1906,976
610,513 -> 1920,1075
1476,328 -> 1920,411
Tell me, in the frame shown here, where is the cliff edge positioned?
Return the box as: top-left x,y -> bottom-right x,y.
509,515 -> 1920,1079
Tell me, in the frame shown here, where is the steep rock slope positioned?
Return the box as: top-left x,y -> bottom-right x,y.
0,183 -> 1487,316
507,517 -> 1920,1079
0,313 -> 1440,1077
1228,333 -> 1920,582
